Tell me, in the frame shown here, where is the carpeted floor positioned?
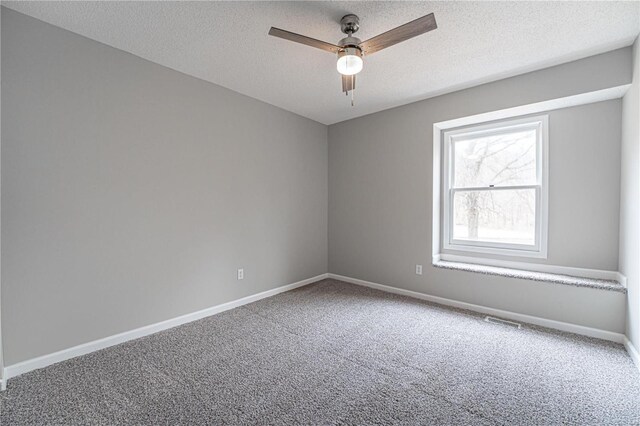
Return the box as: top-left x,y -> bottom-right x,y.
1,279 -> 639,425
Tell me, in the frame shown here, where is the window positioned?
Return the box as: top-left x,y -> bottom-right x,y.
442,115 -> 548,258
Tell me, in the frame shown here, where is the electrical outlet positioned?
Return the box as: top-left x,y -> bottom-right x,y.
416,264 -> 423,275
237,268 -> 244,280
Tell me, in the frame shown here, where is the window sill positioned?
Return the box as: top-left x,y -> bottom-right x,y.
432,260 -> 626,293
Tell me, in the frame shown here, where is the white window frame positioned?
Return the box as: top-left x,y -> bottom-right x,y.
442,115 -> 549,258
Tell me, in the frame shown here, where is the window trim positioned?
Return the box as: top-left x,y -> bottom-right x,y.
441,115 -> 549,259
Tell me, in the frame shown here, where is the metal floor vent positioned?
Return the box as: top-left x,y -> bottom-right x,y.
484,316 -> 522,329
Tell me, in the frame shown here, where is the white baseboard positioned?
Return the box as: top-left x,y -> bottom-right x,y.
4,272 -> 637,386
624,337 -> 640,373
327,273 -> 626,344
3,273 -> 328,383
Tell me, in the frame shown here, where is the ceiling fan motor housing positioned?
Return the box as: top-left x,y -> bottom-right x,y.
338,36 -> 362,49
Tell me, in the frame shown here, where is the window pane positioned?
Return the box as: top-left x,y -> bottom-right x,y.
452,189 -> 536,246
453,128 -> 537,188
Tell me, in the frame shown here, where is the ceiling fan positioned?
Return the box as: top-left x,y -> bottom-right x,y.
268,13 -> 437,105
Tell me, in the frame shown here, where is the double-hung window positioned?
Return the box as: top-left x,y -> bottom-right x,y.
442,115 -> 548,258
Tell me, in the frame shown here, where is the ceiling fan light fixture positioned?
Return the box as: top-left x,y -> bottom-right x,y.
337,47 -> 363,76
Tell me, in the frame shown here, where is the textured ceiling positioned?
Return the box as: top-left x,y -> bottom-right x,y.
3,1 -> 639,124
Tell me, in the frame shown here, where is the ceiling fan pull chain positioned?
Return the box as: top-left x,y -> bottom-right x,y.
351,77 -> 355,106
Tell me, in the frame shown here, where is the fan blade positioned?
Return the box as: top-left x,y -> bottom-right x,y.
342,74 -> 355,93
268,27 -> 341,53
359,13 -> 437,55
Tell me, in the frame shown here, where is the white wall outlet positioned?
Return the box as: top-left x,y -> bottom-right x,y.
416,264 -> 423,275
237,268 -> 244,280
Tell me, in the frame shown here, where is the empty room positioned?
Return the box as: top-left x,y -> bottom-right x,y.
1,1 -> 639,424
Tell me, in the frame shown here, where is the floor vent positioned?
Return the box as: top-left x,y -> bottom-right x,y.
484,316 -> 522,329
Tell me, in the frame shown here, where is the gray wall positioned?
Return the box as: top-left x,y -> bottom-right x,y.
329,48 -> 631,333
1,9 -> 328,366
621,38 -> 640,349
0,6 -> 4,380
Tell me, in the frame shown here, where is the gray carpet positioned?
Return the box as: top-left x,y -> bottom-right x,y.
1,279 -> 639,425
